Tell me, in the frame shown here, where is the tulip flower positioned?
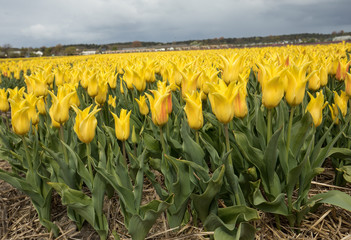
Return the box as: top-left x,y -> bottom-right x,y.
180,71 -> 202,98
335,60 -> 351,81
123,67 -> 134,90
95,80 -> 108,106
308,72 -> 320,91
184,91 -> 203,130
0,89 -> 9,112
208,79 -> 238,124
285,63 -> 311,106
72,105 -> 101,143
37,97 -> 46,115
219,54 -> 245,84
107,72 -> 118,89
135,95 -> 149,115
306,91 -> 328,127
48,90 -> 75,127
11,107 -> 30,135
233,84 -> 248,118
258,63 -> 286,109
8,87 -> 25,103
132,69 -> 146,92
111,108 -> 131,141
87,73 -> 99,97
146,89 -> 171,126
24,93 -> 39,126
334,90 -> 348,117
345,72 -> 351,97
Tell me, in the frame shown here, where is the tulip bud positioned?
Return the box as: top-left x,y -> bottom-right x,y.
0,89 -> 9,112
135,95 -> 149,115
306,91 -> 327,127
72,105 -> 101,143
12,107 -> 30,135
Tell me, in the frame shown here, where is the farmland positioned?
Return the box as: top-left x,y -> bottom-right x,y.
0,42 -> 351,239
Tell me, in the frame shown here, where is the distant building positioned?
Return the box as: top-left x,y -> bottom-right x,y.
333,35 -> 351,41
33,51 -> 43,56
81,50 -> 97,55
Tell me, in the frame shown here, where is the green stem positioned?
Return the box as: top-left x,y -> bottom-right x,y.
86,143 -> 94,185
122,141 -> 127,166
267,108 -> 272,144
286,106 -> 295,160
22,135 -> 33,172
195,130 -> 199,145
159,126 -> 166,156
59,125 -> 69,165
224,124 -> 241,205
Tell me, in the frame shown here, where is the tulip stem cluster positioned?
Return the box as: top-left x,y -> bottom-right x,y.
86,143 -> 94,184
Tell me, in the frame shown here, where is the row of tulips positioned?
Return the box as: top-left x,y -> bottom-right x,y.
0,42 -> 351,239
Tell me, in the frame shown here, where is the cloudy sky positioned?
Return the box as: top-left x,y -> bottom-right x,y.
0,0 -> 350,48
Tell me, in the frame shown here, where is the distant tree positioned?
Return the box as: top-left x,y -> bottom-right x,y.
64,46 -> 77,56
2,44 -> 12,57
52,44 -> 63,56
132,41 -> 142,47
44,47 -> 53,56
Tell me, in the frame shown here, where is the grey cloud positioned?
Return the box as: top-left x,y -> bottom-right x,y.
0,0 -> 350,47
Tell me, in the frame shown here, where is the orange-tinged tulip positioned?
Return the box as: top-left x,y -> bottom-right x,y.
135,95 -> 149,115
345,72 -> 351,97
12,107 -> 30,135
306,91 -> 327,127
208,79 -> 238,124
184,91 -> 203,130
146,90 -> 170,126
335,60 -> 351,81
0,89 -> 9,112
111,108 -> 131,141
233,84 -> 248,118
334,90 -> 348,117
72,105 -> 101,143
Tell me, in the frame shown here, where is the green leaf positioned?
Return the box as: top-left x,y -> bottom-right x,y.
143,132 -> 161,153
128,194 -> 174,240
308,190 -> 351,211
214,222 -> 256,240
191,165 -> 225,223
181,121 -> 207,169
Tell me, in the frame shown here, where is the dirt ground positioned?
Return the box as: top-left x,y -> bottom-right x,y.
1,159 -> 351,240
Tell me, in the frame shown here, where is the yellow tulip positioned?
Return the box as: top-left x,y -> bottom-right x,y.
180,71 -> 202,98
285,63 -> 310,106
0,89 -> 9,112
308,72 -> 320,91
306,91 -> 327,127
111,108 -> 131,141
184,91 -> 203,130
108,95 -> 116,108
219,54 -> 244,84
72,105 -> 101,143
208,79 -> 238,124
87,73 -> 99,97
146,90 -> 170,126
107,72 -> 118,89
48,90 -> 75,126
334,90 -> 348,117
132,69 -> 146,92
95,80 -> 108,106
123,67 -> 134,90
258,63 -> 286,109
135,95 -> 149,115
37,97 -> 46,115
24,93 -> 39,125
8,87 -> 25,103
11,107 -> 30,135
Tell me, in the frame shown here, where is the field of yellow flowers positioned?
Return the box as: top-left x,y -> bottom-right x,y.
0,42 -> 351,239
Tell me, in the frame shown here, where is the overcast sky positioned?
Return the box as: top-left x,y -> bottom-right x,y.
0,0 -> 350,48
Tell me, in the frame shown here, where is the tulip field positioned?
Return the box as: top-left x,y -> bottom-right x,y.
1,42 -> 351,239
